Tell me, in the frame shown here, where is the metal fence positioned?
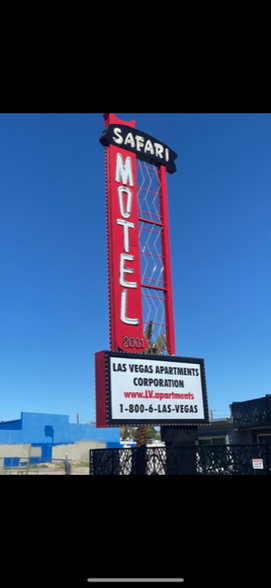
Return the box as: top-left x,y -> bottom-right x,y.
0,456 -> 73,475
90,444 -> 271,475
3,444 -> 271,475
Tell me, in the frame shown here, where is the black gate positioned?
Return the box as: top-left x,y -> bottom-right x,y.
89,444 -> 271,475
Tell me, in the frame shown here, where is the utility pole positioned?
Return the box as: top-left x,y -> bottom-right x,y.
210,410 -> 217,421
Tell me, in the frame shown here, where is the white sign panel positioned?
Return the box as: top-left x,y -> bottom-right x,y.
252,459 -> 264,470
108,354 -> 208,424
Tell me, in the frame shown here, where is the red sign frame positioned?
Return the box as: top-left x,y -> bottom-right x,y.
102,112 -> 176,355
103,112 -> 148,353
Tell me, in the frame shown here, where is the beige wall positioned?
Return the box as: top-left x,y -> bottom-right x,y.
0,443 -> 31,458
0,444 -> 41,470
0,441 -> 105,467
0,443 -> 40,458
52,440 -> 105,461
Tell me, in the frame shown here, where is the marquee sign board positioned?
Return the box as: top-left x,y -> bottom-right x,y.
95,350 -> 209,427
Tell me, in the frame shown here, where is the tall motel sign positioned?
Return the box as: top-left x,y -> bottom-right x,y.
95,113 -> 209,432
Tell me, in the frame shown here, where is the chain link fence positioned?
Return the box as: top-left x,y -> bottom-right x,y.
0,456 -> 91,475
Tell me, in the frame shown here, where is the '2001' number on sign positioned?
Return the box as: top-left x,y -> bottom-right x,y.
122,336 -> 144,349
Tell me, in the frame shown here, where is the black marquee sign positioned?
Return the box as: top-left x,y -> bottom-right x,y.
99,124 -> 178,174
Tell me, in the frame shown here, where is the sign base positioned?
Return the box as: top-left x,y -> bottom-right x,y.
161,425 -> 199,447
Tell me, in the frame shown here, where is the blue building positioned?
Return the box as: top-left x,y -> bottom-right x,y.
0,412 -> 121,466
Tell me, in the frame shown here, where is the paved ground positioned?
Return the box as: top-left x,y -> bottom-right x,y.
28,466 -> 90,475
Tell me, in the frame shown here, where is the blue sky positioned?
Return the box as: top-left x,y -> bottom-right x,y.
0,113 -> 270,423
